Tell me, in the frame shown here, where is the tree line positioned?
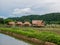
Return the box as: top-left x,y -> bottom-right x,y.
0,13 -> 60,24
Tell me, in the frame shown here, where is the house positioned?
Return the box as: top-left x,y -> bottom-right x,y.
32,20 -> 45,27
16,22 -> 23,26
23,21 -> 31,26
8,22 -> 15,27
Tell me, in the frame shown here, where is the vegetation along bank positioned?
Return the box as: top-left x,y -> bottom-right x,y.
0,27 -> 60,45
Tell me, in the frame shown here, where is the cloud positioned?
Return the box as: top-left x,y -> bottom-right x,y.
0,16 -> 7,19
0,0 -> 60,17
9,0 -> 60,15
12,8 -> 33,15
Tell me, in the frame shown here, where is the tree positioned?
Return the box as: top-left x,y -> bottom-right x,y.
4,13 -> 60,24
0,18 -> 4,24
4,19 -> 14,24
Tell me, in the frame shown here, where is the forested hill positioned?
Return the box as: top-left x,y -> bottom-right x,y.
5,13 -> 60,24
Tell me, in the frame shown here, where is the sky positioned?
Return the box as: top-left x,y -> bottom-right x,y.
0,0 -> 60,18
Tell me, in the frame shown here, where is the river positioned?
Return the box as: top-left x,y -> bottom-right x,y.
0,33 -> 31,45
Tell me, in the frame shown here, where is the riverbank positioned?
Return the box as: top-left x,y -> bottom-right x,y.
0,31 -> 42,45
0,27 -> 60,45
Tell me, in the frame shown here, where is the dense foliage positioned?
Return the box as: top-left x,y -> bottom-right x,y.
6,13 -> 60,24
0,18 -> 4,24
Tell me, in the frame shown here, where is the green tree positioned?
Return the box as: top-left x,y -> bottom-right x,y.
4,19 -> 14,24
0,18 -> 4,24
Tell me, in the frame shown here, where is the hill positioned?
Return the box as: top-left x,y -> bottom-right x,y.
5,13 -> 60,24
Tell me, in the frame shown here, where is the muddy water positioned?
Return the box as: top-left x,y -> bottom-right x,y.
0,33 -> 31,45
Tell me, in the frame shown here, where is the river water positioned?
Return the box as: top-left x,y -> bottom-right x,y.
0,33 -> 31,45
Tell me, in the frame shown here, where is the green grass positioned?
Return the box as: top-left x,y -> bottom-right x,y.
0,26 -> 60,45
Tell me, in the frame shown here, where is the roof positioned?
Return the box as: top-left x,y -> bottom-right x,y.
16,22 -> 23,24
24,21 -> 31,24
32,20 -> 43,24
8,22 -> 15,25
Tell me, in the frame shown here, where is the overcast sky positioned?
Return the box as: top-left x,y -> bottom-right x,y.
0,0 -> 60,18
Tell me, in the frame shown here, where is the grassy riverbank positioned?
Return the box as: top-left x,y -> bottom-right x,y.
0,26 -> 60,45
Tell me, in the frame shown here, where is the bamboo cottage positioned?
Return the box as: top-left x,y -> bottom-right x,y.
32,20 -> 45,27
23,21 -> 31,26
16,22 -> 23,26
8,22 -> 15,27
7,20 -> 45,27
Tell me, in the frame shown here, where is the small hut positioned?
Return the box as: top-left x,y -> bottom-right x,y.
8,22 -> 15,27
23,21 -> 31,26
32,20 -> 45,27
16,22 -> 23,26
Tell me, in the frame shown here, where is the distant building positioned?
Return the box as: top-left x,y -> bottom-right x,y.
7,20 -> 45,27
16,22 -> 23,26
32,20 -> 45,27
8,22 -> 15,27
23,21 -> 31,26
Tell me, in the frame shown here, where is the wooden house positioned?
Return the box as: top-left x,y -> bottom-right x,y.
16,22 -> 23,26
23,21 -> 31,26
32,20 -> 45,27
8,22 -> 15,27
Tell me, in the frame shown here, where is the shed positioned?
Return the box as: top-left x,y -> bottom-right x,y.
8,22 -> 15,26
23,21 -> 31,26
16,22 -> 23,26
32,20 -> 45,27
